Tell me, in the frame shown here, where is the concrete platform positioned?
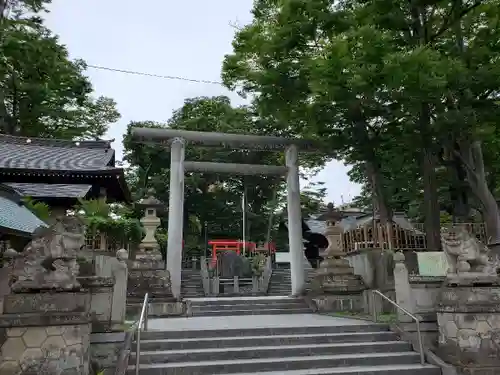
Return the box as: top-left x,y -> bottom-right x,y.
146,313 -> 372,331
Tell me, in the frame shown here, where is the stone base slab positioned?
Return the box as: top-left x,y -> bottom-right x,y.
128,258 -> 165,270
127,268 -> 174,301
126,300 -> 192,319
445,273 -> 500,287
0,323 -> 91,375
312,293 -> 365,313
3,292 -> 89,315
310,274 -> 366,295
0,311 -> 91,328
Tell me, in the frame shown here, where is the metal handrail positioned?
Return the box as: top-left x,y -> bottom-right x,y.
371,290 -> 425,365
135,293 -> 150,375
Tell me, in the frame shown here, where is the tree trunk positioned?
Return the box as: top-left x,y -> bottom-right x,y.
407,2 -> 442,249
365,160 -> 392,224
459,142 -> 500,255
421,146 -> 441,250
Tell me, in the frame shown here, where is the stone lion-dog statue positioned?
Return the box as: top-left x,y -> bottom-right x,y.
440,225 -> 491,275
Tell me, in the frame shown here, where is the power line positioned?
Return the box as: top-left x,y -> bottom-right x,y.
87,64 -> 224,86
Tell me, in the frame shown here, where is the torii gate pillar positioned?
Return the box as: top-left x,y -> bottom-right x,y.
286,145 -> 305,295
166,137 -> 185,298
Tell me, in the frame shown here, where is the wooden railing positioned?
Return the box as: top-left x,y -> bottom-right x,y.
343,222 -> 486,253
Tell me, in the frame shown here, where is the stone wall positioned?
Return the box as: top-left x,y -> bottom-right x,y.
0,291 -> 92,375
409,275 -> 444,321
78,276 -> 114,332
94,252 -> 128,327
437,285 -> 500,374
1,324 -> 90,375
345,248 -> 395,290
89,332 -> 125,373
0,265 -> 10,314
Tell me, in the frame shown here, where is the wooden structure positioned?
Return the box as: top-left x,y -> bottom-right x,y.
0,135 -> 131,209
0,183 -> 48,251
0,135 -> 131,250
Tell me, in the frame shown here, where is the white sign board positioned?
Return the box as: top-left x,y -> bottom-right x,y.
275,252 -> 291,264
417,251 -> 449,276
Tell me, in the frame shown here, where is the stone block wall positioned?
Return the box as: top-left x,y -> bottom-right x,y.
89,332 -> 125,373
345,248 -> 395,290
78,277 -> 114,332
436,286 -> 500,374
0,323 -> 91,375
409,276 -> 444,321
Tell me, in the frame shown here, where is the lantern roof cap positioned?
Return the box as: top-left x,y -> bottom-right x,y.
315,202 -> 344,222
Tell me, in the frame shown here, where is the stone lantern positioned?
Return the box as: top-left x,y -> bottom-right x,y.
310,203 -> 366,312
136,188 -> 164,261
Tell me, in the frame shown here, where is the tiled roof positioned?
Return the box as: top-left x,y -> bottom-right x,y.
0,135 -> 115,171
6,183 -> 92,198
0,185 -> 47,235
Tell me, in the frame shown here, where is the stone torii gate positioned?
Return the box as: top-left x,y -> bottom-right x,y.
132,127 -> 321,298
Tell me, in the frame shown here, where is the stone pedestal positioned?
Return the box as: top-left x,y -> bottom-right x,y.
437,281 -> 500,374
0,292 -> 91,375
127,263 -> 174,302
79,276 -> 115,332
310,206 -> 365,312
126,259 -> 190,318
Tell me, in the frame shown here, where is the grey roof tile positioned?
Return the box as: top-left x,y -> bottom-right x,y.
0,135 -> 115,171
6,183 -> 92,198
0,195 -> 48,234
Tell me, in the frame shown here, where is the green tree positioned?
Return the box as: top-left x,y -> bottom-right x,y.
0,1 -> 120,139
223,0 -> 500,250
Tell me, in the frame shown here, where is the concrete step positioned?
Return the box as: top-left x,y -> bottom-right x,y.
189,297 -> 300,307
193,301 -> 308,312
128,352 -> 423,374
139,324 -> 390,340
210,364 -> 441,375
131,341 -> 411,364
138,331 -> 400,351
192,307 -> 312,316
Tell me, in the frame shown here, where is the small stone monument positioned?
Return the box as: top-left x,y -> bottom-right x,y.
310,203 -> 365,312
0,216 -> 92,375
436,225 -> 500,373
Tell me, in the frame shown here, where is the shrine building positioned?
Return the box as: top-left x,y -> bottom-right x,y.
0,134 -> 131,249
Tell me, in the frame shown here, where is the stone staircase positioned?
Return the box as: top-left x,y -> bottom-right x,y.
190,296 -> 312,316
268,268 -> 292,295
128,322 -> 440,375
181,269 -> 205,298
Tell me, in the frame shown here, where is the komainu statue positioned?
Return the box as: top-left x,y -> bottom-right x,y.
9,216 -> 86,292
441,225 -> 492,275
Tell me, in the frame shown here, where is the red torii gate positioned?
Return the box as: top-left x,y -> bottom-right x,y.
207,240 -> 276,263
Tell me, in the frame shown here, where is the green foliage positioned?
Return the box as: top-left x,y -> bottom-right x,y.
250,252 -> 267,276
75,198 -> 144,248
22,196 -> 51,222
222,0 -> 500,242
0,3 -> 120,138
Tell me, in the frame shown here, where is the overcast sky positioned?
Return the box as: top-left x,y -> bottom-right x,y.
44,0 -> 361,204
